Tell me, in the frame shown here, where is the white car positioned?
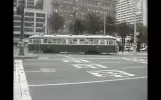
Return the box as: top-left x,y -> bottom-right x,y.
141,46 -> 148,51
124,46 -> 133,51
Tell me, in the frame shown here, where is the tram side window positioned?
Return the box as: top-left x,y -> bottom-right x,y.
100,39 -> 105,45
80,38 -> 85,44
33,39 -> 38,44
53,38 -> 57,44
73,38 -> 77,44
62,38 -> 66,44
111,41 -> 114,45
28,39 -> 32,43
113,40 -> 115,45
68,39 -> 73,44
106,40 -> 109,45
84,39 -> 89,44
109,40 -> 113,45
57,39 -> 61,44
44,39 -> 47,43
47,39 -> 52,43
93,39 -> 99,44
89,39 -> 93,44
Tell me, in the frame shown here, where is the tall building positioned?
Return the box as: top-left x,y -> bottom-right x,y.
43,0 -> 117,33
116,0 -> 143,24
142,0 -> 147,26
13,0 -> 47,43
14,0 -> 37,9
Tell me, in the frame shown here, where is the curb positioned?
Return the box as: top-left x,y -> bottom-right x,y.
14,55 -> 38,59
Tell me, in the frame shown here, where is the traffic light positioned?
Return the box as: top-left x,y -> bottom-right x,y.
16,6 -> 21,15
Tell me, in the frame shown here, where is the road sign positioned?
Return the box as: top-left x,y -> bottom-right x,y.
136,32 -> 139,35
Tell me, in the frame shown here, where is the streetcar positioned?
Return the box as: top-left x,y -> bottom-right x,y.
28,34 -> 118,54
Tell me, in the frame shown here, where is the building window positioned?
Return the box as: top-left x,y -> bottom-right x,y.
27,2 -> 34,5
25,12 -> 34,16
25,17 -> 34,22
36,23 -> 44,27
14,22 -> 21,26
14,27 -> 21,31
14,16 -> 21,21
25,22 -> 34,27
36,13 -> 45,17
27,5 -> 35,8
36,28 -> 44,32
24,28 -> 34,32
36,18 -> 45,22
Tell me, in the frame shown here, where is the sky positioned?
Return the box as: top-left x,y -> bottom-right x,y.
143,0 -> 147,26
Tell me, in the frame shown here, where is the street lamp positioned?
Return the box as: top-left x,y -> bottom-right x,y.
133,0 -> 137,53
17,0 -> 25,56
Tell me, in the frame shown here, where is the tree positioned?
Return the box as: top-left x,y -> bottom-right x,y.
105,16 -> 116,35
83,13 -> 103,34
35,0 -> 43,9
116,21 -> 132,52
69,18 -> 84,35
49,12 -> 65,34
136,23 -> 147,45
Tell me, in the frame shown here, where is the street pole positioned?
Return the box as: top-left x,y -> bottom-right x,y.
104,11 -> 106,35
18,1 -> 25,55
133,0 -> 137,53
73,0 -> 76,35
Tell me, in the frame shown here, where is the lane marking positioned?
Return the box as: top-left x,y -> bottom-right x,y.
26,59 -> 63,60
76,58 -> 122,59
87,70 -> 135,77
121,66 -> 147,69
25,71 -> 55,73
121,57 -> 147,64
72,64 -> 108,69
62,59 -> 90,63
57,54 -> 76,59
100,62 -> 120,63
14,60 -> 32,100
28,76 -> 147,87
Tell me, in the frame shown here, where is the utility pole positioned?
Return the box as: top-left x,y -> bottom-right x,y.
133,0 -> 137,53
104,10 -> 106,35
17,0 -> 25,55
73,0 -> 76,35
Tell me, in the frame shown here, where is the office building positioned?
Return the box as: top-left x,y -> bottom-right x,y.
116,0 -> 143,24
13,0 -> 47,43
43,0 -> 117,33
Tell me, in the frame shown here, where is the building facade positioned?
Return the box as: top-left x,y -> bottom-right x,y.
14,0 -> 38,9
116,0 -> 143,24
43,0 -> 117,33
13,0 -> 47,43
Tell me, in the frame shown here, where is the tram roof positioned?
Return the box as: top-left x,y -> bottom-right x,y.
29,35 -> 116,39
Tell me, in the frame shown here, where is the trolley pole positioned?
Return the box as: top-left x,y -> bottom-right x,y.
18,1 -> 25,55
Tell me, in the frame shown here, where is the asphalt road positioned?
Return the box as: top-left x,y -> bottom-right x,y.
21,53 -> 147,100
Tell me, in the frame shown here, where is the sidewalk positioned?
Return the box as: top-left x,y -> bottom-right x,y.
14,47 -> 38,59
117,51 -> 147,56
14,60 -> 32,100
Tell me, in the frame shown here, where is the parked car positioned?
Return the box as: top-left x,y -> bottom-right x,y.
141,46 -> 148,51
